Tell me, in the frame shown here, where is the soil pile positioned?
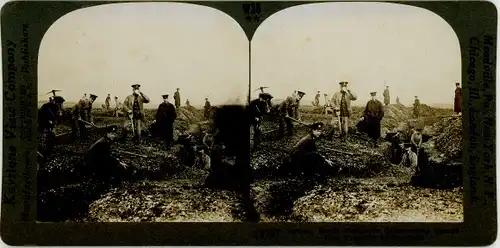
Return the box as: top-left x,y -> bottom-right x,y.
426,116 -> 463,160
292,178 -> 463,222
88,179 -> 239,222
381,104 -> 411,131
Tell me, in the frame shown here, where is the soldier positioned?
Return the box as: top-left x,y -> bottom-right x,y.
85,127 -> 129,184
323,93 -> 331,115
154,94 -> 177,148
286,122 -> 336,178
114,96 -> 121,117
413,96 -> 420,118
121,84 -> 150,144
454,82 -> 462,116
38,96 -> 65,160
248,92 -> 273,149
105,94 -> 111,110
204,97 -> 211,120
410,127 -> 423,154
174,88 -> 181,109
383,86 -> 390,106
396,96 -> 401,105
186,99 -> 191,107
314,91 -> 321,106
278,91 -> 304,137
72,94 -> 98,140
331,81 -> 357,140
361,92 -> 385,147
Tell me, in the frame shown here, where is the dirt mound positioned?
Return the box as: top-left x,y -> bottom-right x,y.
291,178 -> 463,222
381,104 -> 411,131
88,180 -> 239,222
427,116 -> 463,160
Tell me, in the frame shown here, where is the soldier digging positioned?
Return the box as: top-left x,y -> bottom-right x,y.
105,94 -> 111,110
155,94 -> 177,149
204,97 -> 211,120
331,81 -> 357,140
38,95 -> 65,161
361,92 -> 385,147
174,88 -> 181,109
278,90 -> 305,137
85,127 -> 129,185
413,96 -> 420,118
454,82 -> 462,116
248,92 -> 273,149
121,84 -> 150,144
285,122 -> 337,178
72,94 -> 98,140
314,91 -> 321,106
383,85 -> 390,106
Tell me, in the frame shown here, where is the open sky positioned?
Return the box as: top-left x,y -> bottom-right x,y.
38,2 -> 249,108
251,2 -> 461,106
39,2 -> 461,108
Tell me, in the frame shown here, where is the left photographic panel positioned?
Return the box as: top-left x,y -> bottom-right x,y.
37,2 -> 250,222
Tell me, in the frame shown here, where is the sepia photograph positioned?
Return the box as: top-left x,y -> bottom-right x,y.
36,2 -> 252,222
36,1 -> 464,223
249,2 -> 463,222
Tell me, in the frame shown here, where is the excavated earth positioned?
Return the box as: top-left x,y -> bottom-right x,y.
38,105 -> 463,222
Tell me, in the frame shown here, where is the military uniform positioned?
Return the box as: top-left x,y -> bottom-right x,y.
38,96 -> 65,160
278,91 -> 304,137
362,92 -> 385,142
155,94 -> 177,147
413,97 -> 420,118
85,130 -> 127,183
286,122 -> 332,177
331,82 -> 357,139
204,98 -> 211,120
72,94 -> 97,140
383,88 -> 390,106
174,89 -> 181,109
105,95 -> 111,110
454,83 -> 462,114
122,84 -> 150,144
249,93 -> 273,149
314,92 -> 320,106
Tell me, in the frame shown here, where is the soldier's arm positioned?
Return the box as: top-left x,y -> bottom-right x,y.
141,93 -> 150,103
348,91 -> 357,101
122,97 -> 130,112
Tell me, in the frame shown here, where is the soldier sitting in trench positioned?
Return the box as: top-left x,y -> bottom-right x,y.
84,127 -> 130,185
282,122 -> 340,178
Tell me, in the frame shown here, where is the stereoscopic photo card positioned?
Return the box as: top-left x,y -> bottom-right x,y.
1,0 -> 497,246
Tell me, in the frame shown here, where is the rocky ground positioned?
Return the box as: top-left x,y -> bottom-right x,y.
38,104 -> 463,222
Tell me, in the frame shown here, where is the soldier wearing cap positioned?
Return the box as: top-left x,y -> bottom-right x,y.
154,94 -> 177,148
85,126 -> 129,184
413,96 -> 420,118
331,81 -> 357,140
314,91 -> 321,106
71,94 -> 98,140
114,96 -> 121,117
383,86 -> 390,106
249,92 -> 274,149
361,92 -> 385,146
105,94 -> 111,110
204,97 -> 211,120
278,90 -> 305,137
38,96 -> 66,160
174,88 -> 181,109
454,82 -> 462,115
286,122 -> 336,177
122,84 -> 150,144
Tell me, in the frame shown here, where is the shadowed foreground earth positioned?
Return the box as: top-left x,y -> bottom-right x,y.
38,104 -> 463,222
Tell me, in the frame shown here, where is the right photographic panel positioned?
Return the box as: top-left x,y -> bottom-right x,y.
249,2 -> 463,222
